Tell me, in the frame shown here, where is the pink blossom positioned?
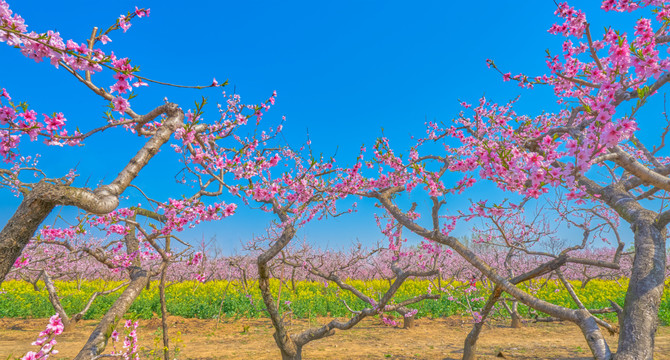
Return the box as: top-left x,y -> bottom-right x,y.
118,15 -> 131,32
112,96 -> 130,113
135,7 -> 150,17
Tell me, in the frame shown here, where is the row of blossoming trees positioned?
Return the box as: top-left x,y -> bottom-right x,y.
1,0 -> 670,359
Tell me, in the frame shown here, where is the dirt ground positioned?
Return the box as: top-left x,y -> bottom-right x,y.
1,316 -> 669,359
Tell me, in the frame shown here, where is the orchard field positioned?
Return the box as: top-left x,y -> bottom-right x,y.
4,0 -> 670,359
2,277 -> 670,359
2,279 -> 670,324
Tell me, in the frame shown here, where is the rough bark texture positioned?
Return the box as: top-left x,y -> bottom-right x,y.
577,310 -> 613,360
402,315 -> 415,329
463,288 -> 500,360
509,303 -> 523,329
73,267 -> 149,360
42,270 -> 71,329
159,264 -> 170,360
578,180 -> 667,359
615,220 -> 666,360
0,189 -> 55,284
257,222 -> 302,360
277,339 -> 303,360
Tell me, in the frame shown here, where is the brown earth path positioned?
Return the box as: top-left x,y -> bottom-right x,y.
1,316 -> 669,359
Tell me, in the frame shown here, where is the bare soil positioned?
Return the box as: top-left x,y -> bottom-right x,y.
1,316 -> 669,359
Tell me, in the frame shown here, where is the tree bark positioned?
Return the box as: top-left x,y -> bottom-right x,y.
402,315 -> 415,329
577,310 -> 613,360
395,307 -> 416,329
0,103 -> 184,283
73,266 -> 149,360
159,263 -> 170,360
463,288 -> 499,360
42,270 -> 71,329
510,301 -> 523,329
42,270 -> 128,332
276,334 -> 303,360
462,255 -> 565,360
0,189 -> 55,284
257,222 -> 302,360
578,180 -> 667,359
614,220 -> 666,360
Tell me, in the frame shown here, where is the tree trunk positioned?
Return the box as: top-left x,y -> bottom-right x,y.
576,310 -> 612,360
615,220 -> 666,360
510,308 -> 522,329
275,333 -> 303,360
0,104 -> 184,284
503,300 -> 523,329
463,287 -> 501,360
159,264 -> 170,360
395,307 -> 416,329
379,191 -> 617,360
74,267 -> 149,360
578,175 -> 669,359
242,269 -> 248,292
403,315 -> 415,329
0,189 -> 55,283
42,270 -> 71,329
259,258 -> 302,360
461,256 -> 567,360
257,222 -> 301,360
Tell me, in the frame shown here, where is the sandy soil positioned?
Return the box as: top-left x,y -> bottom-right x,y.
1,316 -> 669,359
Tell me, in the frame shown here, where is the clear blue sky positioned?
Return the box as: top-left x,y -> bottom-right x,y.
0,1 -> 643,253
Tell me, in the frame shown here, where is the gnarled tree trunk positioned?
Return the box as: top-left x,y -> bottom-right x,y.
580,180 -> 668,359
73,266 -> 150,360
614,220 -> 666,360
0,188 -> 55,283
502,299 -> 523,328
275,333 -> 303,360
257,220 -> 302,360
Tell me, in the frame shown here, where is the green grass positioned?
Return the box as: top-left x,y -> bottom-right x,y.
1,278 -> 669,324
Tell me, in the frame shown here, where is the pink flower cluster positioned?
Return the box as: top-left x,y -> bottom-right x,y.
0,1 -> 153,158
0,88 -> 83,161
21,314 -> 64,360
111,319 -> 140,360
13,254 -> 28,268
158,198 -> 236,235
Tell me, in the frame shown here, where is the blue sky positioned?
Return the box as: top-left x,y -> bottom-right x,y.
0,1 -> 645,253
